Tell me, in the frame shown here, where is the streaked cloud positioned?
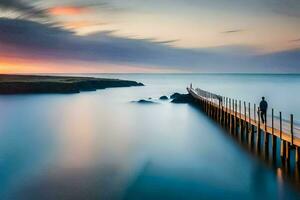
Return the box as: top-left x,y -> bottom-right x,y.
0,0 -> 47,19
0,17 -> 299,73
0,0 -> 300,73
63,21 -> 107,29
221,29 -> 244,34
153,39 -> 180,45
267,0 -> 300,18
289,38 -> 300,43
48,6 -> 90,16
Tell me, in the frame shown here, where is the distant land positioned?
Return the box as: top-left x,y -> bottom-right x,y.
0,74 -> 144,94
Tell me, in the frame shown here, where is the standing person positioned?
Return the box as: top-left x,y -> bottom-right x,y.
259,97 -> 268,123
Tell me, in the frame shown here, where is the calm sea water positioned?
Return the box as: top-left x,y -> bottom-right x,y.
0,74 -> 300,200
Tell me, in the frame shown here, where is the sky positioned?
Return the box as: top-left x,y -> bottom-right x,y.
0,0 -> 299,73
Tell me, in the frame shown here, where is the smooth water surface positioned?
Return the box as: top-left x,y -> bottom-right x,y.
0,74 -> 300,200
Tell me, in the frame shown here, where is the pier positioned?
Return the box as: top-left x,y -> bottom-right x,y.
187,86 -> 300,183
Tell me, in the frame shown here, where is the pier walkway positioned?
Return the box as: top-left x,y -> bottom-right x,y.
187,86 -> 300,167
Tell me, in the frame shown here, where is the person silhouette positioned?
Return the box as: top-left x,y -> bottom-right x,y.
259,97 -> 268,123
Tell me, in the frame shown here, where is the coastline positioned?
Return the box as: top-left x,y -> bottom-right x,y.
0,74 -> 144,94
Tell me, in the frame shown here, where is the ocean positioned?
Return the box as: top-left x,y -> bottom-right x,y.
0,73 -> 300,199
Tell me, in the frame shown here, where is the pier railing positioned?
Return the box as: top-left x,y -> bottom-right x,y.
187,86 -> 300,168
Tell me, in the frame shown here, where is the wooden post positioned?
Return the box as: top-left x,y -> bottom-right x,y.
296,147 -> 300,183
221,97 -> 223,126
257,108 -> 261,153
212,95 -> 214,118
284,141 -> 291,175
250,124 -> 255,150
232,99 -> 234,132
209,93 -> 212,117
254,104 -> 256,123
219,96 -> 221,122
239,100 -> 242,141
213,95 -> 216,120
206,94 -> 209,113
207,93 -> 209,115
229,98 -> 232,133
264,109 -> 269,159
291,114 -> 294,146
281,141 -> 286,159
248,102 -> 252,147
234,100 -> 237,136
207,96 -> 209,114
248,102 -> 251,122
211,95 -> 214,119
280,112 -> 282,139
204,95 -> 206,112
286,142 -> 290,161
296,146 -> 300,164
271,109 -> 274,135
222,97 -> 225,126
244,101 -> 247,121
239,101 -> 242,119
280,112 -> 286,159
225,97 -> 228,127
244,101 -> 247,143
271,108 -> 277,160
210,94 -> 212,116
216,100 -> 218,120
264,111 -> 268,144
207,93 -> 210,114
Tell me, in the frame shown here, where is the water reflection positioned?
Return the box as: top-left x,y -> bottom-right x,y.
1,74 -> 300,199
55,97 -> 98,169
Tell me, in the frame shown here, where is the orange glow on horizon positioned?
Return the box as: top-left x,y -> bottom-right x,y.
0,56 -> 175,74
48,6 -> 90,16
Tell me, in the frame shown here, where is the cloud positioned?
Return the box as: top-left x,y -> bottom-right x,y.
63,21 -> 107,29
0,0 -> 47,19
266,0 -> 300,18
48,6 -> 90,16
0,17 -> 299,73
289,38 -> 300,43
221,29 -> 244,34
153,39 -> 180,45
47,1 -> 120,15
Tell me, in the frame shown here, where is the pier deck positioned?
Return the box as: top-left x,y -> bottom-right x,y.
188,87 -> 300,146
187,86 -> 300,169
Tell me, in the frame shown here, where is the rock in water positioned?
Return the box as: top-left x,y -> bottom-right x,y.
171,93 -> 194,103
170,92 -> 181,99
136,99 -> 156,104
159,96 -> 168,100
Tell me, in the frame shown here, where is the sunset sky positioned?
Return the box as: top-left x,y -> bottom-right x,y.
0,0 -> 300,73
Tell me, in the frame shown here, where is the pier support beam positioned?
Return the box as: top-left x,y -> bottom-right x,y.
249,125 -> 255,150
256,111 -> 261,153
280,140 -> 286,159
271,109 -> 276,161
296,146 -> 300,164
271,135 -> 277,161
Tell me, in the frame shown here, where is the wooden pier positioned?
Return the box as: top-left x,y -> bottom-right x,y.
187,86 -> 300,182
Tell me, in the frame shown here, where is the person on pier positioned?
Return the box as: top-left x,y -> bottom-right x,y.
259,97 -> 268,123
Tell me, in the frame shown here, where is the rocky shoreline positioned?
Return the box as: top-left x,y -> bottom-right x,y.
0,74 -> 144,94
135,92 -> 194,104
